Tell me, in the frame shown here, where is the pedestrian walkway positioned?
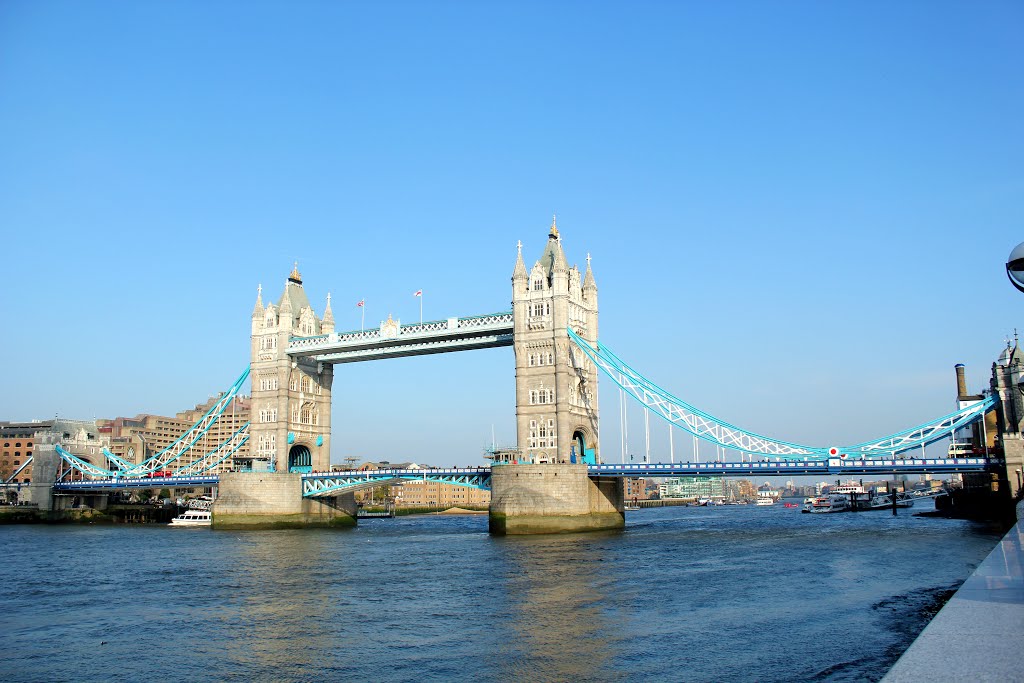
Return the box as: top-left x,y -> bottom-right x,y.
882,520 -> 1024,682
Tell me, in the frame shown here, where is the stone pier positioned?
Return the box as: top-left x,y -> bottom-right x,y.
488,463 -> 624,535
212,472 -> 356,529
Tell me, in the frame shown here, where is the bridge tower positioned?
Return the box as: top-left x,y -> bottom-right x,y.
491,219 -> 621,535
512,218 -> 600,464
249,264 -> 334,473
991,338 -> 1024,496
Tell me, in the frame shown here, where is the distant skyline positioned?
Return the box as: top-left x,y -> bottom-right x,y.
1,2 -> 1021,467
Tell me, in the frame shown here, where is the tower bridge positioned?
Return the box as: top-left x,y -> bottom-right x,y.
25,218 -> 1021,533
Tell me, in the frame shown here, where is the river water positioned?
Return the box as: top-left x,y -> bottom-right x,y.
0,504 -> 1002,682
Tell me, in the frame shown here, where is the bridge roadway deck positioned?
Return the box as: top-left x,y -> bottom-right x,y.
52,457 -> 994,493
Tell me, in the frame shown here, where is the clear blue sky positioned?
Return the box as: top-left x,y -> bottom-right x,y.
1,1 -> 1021,467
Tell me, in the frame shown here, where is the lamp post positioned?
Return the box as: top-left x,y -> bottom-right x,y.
1006,242 -> 1024,293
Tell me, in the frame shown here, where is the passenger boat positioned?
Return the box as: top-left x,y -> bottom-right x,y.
169,509 -> 211,526
802,494 -> 850,513
755,495 -> 775,506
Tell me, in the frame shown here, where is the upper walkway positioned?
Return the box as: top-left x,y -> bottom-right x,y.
287,312 -> 513,363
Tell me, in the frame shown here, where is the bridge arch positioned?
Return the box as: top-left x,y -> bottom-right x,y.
571,428 -> 597,464
288,444 -> 312,473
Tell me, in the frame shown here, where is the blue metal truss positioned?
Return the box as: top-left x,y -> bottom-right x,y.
567,327 -> 996,460
53,369 -> 251,480
172,423 -> 250,476
4,456 -> 33,484
125,367 -> 251,475
302,468 -> 492,497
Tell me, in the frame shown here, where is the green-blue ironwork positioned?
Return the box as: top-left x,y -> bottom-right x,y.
302,469 -> 491,497
567,327 -> 997,460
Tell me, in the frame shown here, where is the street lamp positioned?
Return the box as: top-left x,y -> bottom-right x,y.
1007,242 -> 1024,293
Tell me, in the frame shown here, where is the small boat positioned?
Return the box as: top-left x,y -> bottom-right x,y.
862,493 -> 914,511
783,502 -> 799,508
624,505 -> 641,511
170,509 -> 211,526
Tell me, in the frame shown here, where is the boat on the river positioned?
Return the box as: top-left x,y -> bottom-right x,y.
802,494 -> 850,513
169,509 -> 211,526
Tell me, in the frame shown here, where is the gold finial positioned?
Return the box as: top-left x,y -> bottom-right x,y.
289,261 -> 302,284
549,214 -> 558,238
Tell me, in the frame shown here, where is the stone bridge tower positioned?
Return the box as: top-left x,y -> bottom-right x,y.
249,264 -> 334,472
512,219 -> 600,464
991,338 -> 1024,496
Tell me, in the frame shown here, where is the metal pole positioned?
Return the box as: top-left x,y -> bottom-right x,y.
644,408 -> 650,464
618,393 -> 626,466
619,386 -> 625,464
892,476 -> 898,516
669,424 -> 674,464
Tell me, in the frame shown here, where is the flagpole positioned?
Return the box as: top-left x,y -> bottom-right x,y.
361,302 -> 365,331
420,291 -> 423,324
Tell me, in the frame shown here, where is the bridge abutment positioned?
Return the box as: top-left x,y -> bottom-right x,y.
488,464 -> 624,535
212,472 -> 356,529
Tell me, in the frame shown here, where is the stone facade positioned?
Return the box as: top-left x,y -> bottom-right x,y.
249,265 -> 334,473
991,341 -> 1024,497
0,419 -> 106,488
512,219 -> 600,464
488,463 -> 624,534
212,472 -> 356,529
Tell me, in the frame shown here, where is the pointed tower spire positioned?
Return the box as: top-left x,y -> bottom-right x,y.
552,226 -> 569,274
289,261 -> 302,284
252,283 -> 264,318
549,214 -> 559,239
583,253 -> 597,291
322,292 -> 335,334
512,239 -> 528,281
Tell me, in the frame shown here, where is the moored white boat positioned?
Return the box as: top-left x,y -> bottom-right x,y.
169,509 -> 211,526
